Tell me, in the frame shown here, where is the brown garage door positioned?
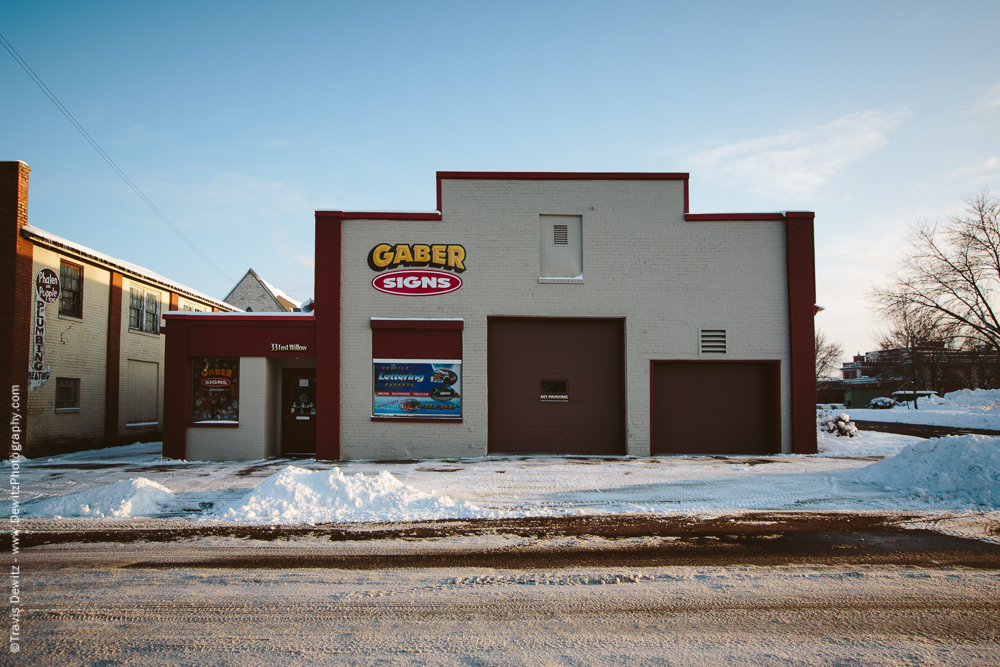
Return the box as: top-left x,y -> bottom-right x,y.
651,361 -> 779,455
488,318 -> 624,455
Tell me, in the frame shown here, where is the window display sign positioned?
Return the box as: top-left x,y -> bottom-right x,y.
191,357 -> 240,423
373,359 -> 461,418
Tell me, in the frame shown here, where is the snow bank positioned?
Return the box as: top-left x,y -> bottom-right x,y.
940,388 -> 1000,410
32,478 -> 174,518
215,466 -> 492,524
852,435 -> 1000,508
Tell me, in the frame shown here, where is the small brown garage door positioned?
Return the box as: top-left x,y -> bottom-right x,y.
651,361 -> 779,455
488,318 -> 624,455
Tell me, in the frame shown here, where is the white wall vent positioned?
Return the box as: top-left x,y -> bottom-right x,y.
700,329 -> 727,355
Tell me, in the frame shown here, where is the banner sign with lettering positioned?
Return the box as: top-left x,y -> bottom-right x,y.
372,359 -> 461,418
29,268 -> 59,392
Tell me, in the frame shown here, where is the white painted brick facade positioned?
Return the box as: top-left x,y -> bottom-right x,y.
26,241 -> 232,455
187,358 -> 269,461
338,179 -> 791,459
29,247 -> 110,446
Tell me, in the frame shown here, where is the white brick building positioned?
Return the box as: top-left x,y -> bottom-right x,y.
163,172 -> 817,461
0,161 -> 237,457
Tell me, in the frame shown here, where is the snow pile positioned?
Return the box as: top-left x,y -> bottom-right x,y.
215,466 -> 491,524
852,435 -> 1000,507
940,388 -> 1000,410
32,478 -> 174,518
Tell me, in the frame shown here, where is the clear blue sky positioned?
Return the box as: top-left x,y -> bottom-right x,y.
3,1 -> 999,360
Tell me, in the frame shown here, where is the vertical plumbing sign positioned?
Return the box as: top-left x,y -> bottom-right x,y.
29,268 -> 59,391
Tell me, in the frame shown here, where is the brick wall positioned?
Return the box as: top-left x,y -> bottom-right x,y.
224,271 -> 284,312
335,178 -> 792,459
0,162 -> 32,459
27,247 -> 111,455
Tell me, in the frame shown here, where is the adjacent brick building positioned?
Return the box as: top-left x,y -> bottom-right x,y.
0,161 -> 237,457
163,172 -> 818,461
223,268 -> 303,312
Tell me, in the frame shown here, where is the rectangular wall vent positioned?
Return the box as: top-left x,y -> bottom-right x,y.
553,224 -> 569,245
700,329 -> 727,355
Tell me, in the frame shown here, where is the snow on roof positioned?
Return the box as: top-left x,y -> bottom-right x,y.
258,274 -> 302,309
21,225 -> 236,311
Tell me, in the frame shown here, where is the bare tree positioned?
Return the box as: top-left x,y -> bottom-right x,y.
871,190 -> 1000,350
815,328 -> 844,380
871,301 -> 957,394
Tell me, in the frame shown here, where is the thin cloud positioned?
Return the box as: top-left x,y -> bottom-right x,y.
935,156 -> 1000,190
972,84 -> 1000,114
689,110 -> 907,199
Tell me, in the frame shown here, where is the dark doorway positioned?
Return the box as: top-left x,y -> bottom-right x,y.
651,361 -> 779,455
488,318 -> 624,454
281,368 -> 316,455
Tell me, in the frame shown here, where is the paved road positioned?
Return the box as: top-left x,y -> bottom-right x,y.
20,513 -> 1000,569
853,419 -> 1000,439
12,513 -> 1000,666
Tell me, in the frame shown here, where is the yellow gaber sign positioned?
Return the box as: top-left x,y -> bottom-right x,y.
367,244 -> 467,273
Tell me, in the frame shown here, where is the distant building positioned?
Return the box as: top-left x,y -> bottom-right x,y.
836,346 -> 1000,406
224,268 -> 302,312
0,161 -> 238,457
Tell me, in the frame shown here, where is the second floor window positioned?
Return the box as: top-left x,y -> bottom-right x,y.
129,287 -> 161,334
59,261 -> 83,317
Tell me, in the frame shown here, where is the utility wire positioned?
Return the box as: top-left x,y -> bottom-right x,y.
0,32 -> 235,284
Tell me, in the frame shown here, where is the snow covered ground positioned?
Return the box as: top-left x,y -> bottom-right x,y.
5,421 -> 999,543
9,400 -> 1000,665
845,387 -> 1000,429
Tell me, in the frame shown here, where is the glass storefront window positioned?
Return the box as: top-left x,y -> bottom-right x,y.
190,357 -> 240,423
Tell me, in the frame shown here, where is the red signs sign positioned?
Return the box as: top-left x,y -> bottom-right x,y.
201,378 -> 232,388
35,268 -> 60,303
372,270 -> 462,297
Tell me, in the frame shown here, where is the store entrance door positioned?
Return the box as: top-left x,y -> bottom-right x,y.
281,368 -> 316,455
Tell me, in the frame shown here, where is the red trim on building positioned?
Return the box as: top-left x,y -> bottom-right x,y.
0,162 -> 33,455
162,316 -> 190,460
105,271 -> 123,446
183,320 -> 316,358
785,214 -> 818,454
315,213 -> 342,461
436,171 -> 689,181
169,292 -> 179,311
166,313 -> 314,323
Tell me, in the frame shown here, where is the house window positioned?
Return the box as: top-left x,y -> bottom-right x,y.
129,287 -> 161,334
55,377 -> 80,410
59,261 -> 83,317
191,357 -> 240,423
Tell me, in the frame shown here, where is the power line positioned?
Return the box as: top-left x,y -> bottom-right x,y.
0,32 -> 235,284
